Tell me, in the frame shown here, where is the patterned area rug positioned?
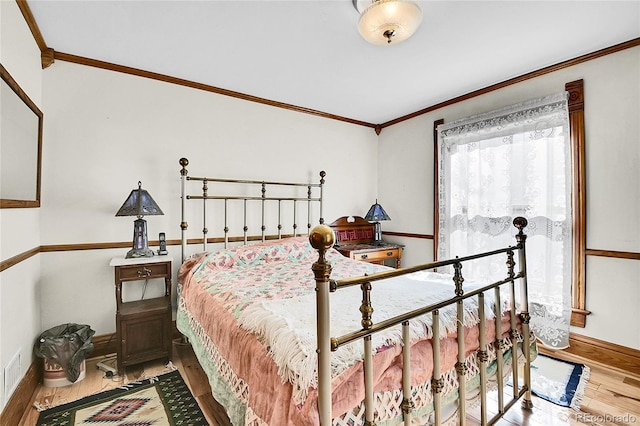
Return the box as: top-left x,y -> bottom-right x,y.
530,353 -> 590,410
36,370 -> 208,425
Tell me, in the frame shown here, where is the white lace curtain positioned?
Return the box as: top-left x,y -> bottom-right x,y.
437,92 -> 572,349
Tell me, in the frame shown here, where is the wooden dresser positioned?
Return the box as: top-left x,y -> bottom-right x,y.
329,216 -> 403,268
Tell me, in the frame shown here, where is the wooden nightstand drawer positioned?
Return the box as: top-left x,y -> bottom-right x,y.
116,262 -> 170,281
353,248 -> 401,262
336,243 -> 403,268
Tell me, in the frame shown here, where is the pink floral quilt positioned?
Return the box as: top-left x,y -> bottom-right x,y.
177,236 -> 521,425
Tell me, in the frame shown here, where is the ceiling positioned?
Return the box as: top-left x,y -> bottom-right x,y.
26,1 -> 640,124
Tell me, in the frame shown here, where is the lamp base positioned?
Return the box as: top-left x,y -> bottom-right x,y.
372,221 -> 383,244
125,247 -> 155,259
126,218 -> 154,258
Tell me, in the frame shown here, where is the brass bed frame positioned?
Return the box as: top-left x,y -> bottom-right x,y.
178,157 -> 534,425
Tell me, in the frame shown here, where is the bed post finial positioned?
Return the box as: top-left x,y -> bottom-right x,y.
513,216 -> 528,236
180,158 -> 189,175
309,224 -> 334,252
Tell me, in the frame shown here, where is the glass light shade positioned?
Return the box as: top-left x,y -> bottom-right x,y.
358,0 -> 422,45
364,200 -> 391,222
116,181 -> 164,218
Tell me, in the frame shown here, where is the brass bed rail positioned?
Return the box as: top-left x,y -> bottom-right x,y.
179,157 -> 325,262
310,217 -> 532,426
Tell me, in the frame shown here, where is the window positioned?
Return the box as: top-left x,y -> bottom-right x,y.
436,91 -> 572,349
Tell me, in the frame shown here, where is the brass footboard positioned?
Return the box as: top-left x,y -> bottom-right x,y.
310,217 -> 533,425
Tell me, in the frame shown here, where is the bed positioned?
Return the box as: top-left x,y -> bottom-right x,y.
176,158 -> 535,425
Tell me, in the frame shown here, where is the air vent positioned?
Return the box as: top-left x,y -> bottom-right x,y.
4,349 -> 21,402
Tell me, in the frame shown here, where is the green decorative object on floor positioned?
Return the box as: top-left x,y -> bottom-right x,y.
36,370 -> 208,426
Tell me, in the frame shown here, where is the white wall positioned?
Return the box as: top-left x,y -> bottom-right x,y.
378,46 -> 640,350
376,118 -> 435,265
38,61 -> 380,335
0,0 -> 43,409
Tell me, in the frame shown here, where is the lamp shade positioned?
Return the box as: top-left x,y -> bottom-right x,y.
358,0 -> 422,45
116,181 -> 164,218
364,199 -> 391,222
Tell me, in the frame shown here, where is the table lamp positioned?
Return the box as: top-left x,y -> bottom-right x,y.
116,181 -> 164,258
364,199 -> 390,245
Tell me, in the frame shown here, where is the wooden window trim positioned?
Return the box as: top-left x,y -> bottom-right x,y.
566,79 -> 589,327
433,79 -> 589,327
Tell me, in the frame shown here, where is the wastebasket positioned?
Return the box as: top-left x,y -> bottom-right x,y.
34,323 -> 95,387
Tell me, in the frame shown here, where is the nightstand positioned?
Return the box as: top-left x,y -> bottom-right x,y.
329,216 -> 404,268
109,256 -> 173,375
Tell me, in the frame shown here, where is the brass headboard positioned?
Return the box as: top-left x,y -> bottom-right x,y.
179,158 -> 326,262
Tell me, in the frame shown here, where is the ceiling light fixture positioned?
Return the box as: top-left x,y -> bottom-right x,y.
354,0 -> 423,45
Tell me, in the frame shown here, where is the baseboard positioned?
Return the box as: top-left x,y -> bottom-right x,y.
540,332 -> 640,374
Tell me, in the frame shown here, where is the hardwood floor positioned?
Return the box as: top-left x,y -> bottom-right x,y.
19,341 -> 640,425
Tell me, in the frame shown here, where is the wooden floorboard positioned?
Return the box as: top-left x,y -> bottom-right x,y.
18,341 -> 640,425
